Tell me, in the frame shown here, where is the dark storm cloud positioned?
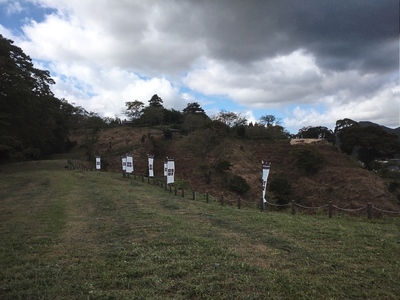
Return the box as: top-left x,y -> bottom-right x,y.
173,0 -> 398,73
3,0 -> 396,131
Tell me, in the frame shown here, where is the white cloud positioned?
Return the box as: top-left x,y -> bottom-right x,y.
283,81 -> 399,132
0,23 -> 14,37
45,62 -> 184,118
0,0 -> 23,15
1,0 -> 398,133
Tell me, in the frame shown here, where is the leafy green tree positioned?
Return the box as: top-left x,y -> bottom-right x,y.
348,125 -> 400,166
259,115 -> 277,127
140,106 -> 164,126
0,34 -> 70,161
125,100 -> 144,120
163,108 -> 183,125
213,110 -> 247,128
148,94 -> 163,108
182,114 -> 209,133
234,124 -> 246,139
182,102 -> 207,116
246,123 -> 289,140
297,126 -> 335,143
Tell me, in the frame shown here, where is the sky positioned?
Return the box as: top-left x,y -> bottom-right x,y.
0,0 -> 399,133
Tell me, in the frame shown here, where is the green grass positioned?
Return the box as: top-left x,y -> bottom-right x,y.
0,160 -> 399,299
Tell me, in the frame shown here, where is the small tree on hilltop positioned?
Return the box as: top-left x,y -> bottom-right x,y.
125,100 -> 144,120
148,94 -> 164,108
259,115 -> 277,127
182,102 -> 207,117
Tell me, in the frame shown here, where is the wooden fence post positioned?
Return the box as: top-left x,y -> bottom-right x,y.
237,196 -> 241,209
328,201 -> 333,218
367,203 -> 372,220
192,190 -> 196,200
291,200 -> 296,215
206,192 -> 209,203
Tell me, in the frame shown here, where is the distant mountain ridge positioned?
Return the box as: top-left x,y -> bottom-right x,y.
358,121 -> 400,139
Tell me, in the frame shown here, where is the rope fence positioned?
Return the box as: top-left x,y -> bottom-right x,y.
135,172 -> 400,220
67,159 -> 400,220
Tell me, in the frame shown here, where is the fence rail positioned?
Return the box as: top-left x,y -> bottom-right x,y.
67,159 -> 400,220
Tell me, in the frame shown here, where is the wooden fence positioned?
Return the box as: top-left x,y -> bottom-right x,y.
67,159 -> 400,220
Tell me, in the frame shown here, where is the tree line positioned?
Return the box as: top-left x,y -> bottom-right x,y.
0,35 -> 117,162
1,33 -> 399,169
124,95 -> 291,140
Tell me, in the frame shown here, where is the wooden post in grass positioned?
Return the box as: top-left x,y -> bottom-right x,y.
367,203 -> 372,220
237,196 -> 241,209
192,190 -> 196,200
328,201 -> 333,218
206,192 -> 209,203
291,200 -> 296,215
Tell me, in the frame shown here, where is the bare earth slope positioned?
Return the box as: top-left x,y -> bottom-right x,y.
69,127 -> 399,212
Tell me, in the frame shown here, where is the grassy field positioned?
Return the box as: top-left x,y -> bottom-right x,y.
0,160 -> 399,299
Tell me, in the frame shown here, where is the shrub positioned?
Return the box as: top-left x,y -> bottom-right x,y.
269,174 -> 292,206
388,181 -> 399,193
213,159 -> 232,173
228,175 -> 250,195
163,129 -> 173,139
292,146 -> 325,175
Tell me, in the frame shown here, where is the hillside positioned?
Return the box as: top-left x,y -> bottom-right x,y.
69,126 -> 400,212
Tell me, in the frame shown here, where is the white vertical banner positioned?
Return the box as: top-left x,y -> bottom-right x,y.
148,154 -> 154,177
164,161 -> 168,177
126,154 -> 134,174
122,156 -> 126,172
167,157 -> 175,184
262,161 -> 271,203
96,156 -> 101,170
